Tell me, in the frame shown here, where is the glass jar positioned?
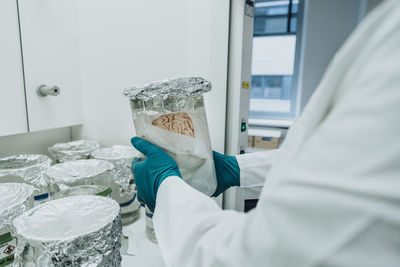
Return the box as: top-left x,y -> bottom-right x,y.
44,159 -> 114,189
91,145 -> 143,225
53,185 -> 112,199
145,205 -> 157,243
48,140 -> 100,163
0,183 -> 35,266
124,77 -> 217,196
120,195 -> 140,226
0,154 -> 52,206
12,195 -> 121,266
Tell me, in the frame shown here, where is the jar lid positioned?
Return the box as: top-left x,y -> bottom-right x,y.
45,159 -> 114,185
0,154 -> 51,188
13,195 -> 119,241
0,183 -> 35,214
91,145 -> 142,160
48,140 -> 100,163
0,183 -> 36,229
123,77 -> 211,101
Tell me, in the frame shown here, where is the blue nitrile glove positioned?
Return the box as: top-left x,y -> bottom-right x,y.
131,137 -> 182,212
212,151 -> 240,197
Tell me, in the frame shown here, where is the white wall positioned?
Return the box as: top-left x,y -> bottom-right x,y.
294,0 -> 362,113
73,0 -> 230,153
0,127 -> 71,157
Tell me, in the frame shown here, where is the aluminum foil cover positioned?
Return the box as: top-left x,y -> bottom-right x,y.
123,77 -> 212,101
91,145 -> 143,193
0,154 -> 51,188
44,159 -> 114,186
13,195 -> 122,267
0,183 -> 35,230
48,140 -> 100,163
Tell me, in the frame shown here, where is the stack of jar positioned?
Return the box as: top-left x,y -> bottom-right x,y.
0,138 -> 152,265
46,140 -> 143,226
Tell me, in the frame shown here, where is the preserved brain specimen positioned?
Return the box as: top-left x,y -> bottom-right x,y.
152,112 -> 195,137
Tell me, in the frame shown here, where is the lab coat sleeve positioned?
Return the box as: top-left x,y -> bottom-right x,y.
235,150 -> 279,187
154,176 -> 250,267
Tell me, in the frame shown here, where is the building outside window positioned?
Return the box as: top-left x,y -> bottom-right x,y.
249,0 -> 300,122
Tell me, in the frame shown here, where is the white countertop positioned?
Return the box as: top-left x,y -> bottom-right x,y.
121,208 -> 166,267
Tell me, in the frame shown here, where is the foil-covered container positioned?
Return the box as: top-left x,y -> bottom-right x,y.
91,145 -> 142,225
44,159 -> 114,192
48,140 -> 100,163
0,154 -> 51,188
53,185 -> 112,199
0,154 -> 52,204
91,145 -> 142,195
0,183 -> 36,266
0,183 -> 36,231
13,195 -> 122,266
123,77 -> 211,101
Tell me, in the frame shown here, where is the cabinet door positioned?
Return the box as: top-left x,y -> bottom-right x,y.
18,0 -> 82,132
0,0 -> 28,137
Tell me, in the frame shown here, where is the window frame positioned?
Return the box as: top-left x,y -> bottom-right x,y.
253,0 -> 298,37
249,0 -> 304,123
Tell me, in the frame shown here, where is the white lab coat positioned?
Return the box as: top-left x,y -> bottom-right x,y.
154,0 -> 400,266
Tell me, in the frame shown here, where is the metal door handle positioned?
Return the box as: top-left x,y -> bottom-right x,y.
37,85 -> 60,97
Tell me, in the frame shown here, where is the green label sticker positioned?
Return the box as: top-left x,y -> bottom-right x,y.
0,254 -> 14,267
96,187 -> 112,197
0,233 -> 11,246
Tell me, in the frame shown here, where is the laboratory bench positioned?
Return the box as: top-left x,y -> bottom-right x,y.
121,208 -> 166,267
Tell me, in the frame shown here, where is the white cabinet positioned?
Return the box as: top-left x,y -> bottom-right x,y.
0,0 -> 82,137
0,0 -> 28,136
18,0 -> 83,132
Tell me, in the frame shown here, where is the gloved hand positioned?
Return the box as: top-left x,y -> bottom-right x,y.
131,137 -> 182,212
212,151 -> 240,197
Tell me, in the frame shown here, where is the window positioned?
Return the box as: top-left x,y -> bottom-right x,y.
249,0 -> 300,122
254,0 -> 298,36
